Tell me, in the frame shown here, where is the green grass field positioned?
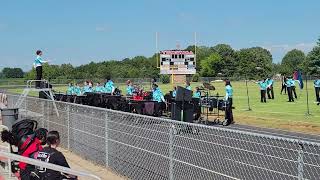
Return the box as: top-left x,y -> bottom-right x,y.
3,80 -> 320,134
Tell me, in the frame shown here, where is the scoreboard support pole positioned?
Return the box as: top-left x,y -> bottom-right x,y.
170,65 -> 174,86
171,73 -> 174,85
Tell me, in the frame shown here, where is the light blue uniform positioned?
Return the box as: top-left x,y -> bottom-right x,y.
104,81 -> 115,93
186,86 -> 192,91
126,85 -> 134,95
285,79 -> 292,87
83,86 -> 93,93
290,79 -> 296,87
74,86 -> 82,96
66,86 -> 75,95
314,80 -> 320,87
258,81 -> 268,90
172,90 -> 177,98
193,91 -> 201,98
34,55 -> 45,67
266,79 -> 274,87
153,88 -> 165,102
94,86 -> 104,93
225,85 -> 233,100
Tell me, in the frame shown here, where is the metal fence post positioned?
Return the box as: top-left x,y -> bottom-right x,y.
297,143 -> 304,180
47,100 -> 50,131
41,101 -> 45,128
67,104 -> 70,150
24,96 -> 27,117
105,112 -> 109,167
169,125 -> 174,180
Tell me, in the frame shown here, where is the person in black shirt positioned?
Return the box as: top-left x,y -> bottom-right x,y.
33,131 -> 77,180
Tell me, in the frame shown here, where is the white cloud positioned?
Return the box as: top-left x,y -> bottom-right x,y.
95,25 -> 111,32
262,42 -> 316,53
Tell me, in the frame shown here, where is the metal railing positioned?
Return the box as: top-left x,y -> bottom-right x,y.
6,94 -> 320,180
0,125 -> 11,178
0,151 -> 101,180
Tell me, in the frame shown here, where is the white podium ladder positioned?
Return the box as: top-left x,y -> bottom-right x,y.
15,80 -> 59,117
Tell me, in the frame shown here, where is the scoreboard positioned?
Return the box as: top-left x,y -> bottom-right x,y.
159,50 -> 196,75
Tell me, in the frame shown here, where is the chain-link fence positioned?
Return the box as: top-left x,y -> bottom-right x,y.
6,94 -> 320,180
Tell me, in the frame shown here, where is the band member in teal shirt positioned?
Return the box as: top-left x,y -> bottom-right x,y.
254,79 -> 267,103
185,81 -> 192,91
172,86 -> 177,98
94,82 -> 104,93
126,80 -> 134,96
66,83 -> 75,95
152,84 -> 167,116
104,78 -> 115,94
82,81 -> 93,94
266,78 -> 274,99
224,80 -> 234,125
286,77 -> 294,102
290,78 -> 298,99
152,84 -> 166,103
193,87 -> 201,98
74,83 -> 82,96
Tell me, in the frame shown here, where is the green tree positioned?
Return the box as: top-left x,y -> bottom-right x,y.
211,44 -> 237,77
303,46 -> 320,75
200,53 -> 223,77
236,47 -> 273,79
281,49 -> 305,74
192,73 -> 200,82
160,74 -> 170,84
2,67 -> 24,78
185,45 -> 215,71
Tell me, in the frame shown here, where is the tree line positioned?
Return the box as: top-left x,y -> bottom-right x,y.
2,38 -> 320,80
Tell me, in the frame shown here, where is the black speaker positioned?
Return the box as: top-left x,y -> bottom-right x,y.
175,86 -> 192,102
171,102 -> 193,123
40,82 -> 52,89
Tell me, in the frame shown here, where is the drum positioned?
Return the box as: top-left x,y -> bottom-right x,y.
218,100 -> 229,111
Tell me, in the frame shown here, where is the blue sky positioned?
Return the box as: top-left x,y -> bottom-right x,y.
0,0 -> 319,71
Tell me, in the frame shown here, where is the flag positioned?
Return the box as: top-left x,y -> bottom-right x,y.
293,70 -> 304,89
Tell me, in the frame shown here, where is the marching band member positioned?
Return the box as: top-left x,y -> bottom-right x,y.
66,83 -> 75,95
193,87 -> 201,98
314,78 -> 320,104
185,81 -> 192,91
286,76 -> 294,102
152,84 -> 166,116
290,77 -> 298,99
172,86 -> 177,98
224,80 -> 233,125
104,78 -> 115,94
266,77 -> 274,99
126,80 -> 134,96
281,76 -> 287,95
94,82 -> 104,93
152,84 -> 165,102
82,81 -> 89,93
82,81 -> 93,93
254,79 -> 267,103
74,83 -> 82,96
